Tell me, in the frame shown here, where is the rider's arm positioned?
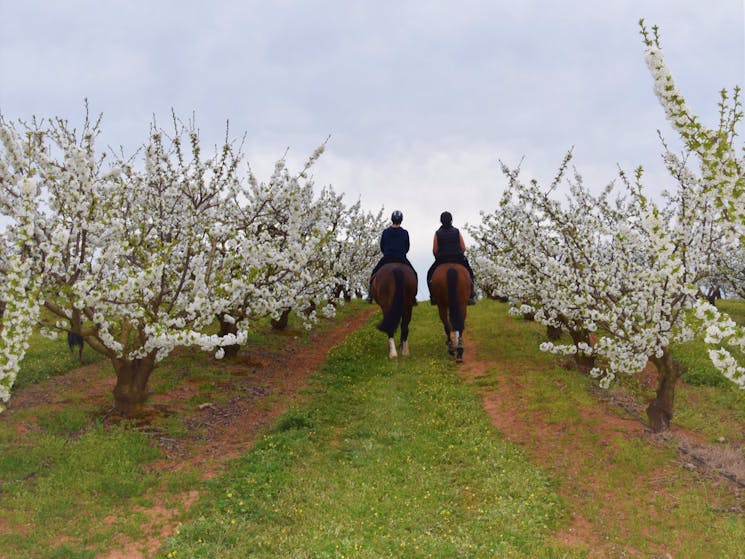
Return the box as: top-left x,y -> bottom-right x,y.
432,233 -> 438,256
459,232 -> 466,253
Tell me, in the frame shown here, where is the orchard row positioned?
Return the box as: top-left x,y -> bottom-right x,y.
467,22 -> 745,432
0,111 -> 385,414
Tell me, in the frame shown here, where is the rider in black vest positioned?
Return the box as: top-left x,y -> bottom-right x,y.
366,210 -> 418,303
426,211 -> 476,305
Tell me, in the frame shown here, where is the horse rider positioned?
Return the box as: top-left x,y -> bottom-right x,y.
426,211 -> 476,305
366,210 -> 418,303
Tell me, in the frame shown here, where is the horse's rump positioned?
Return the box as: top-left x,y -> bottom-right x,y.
430,263 -> 470,362
372,263 -> 418,336
430,263 -> 470,332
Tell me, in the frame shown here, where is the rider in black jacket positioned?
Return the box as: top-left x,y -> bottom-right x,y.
366,210 -> 417,303
426,211 -> 476,305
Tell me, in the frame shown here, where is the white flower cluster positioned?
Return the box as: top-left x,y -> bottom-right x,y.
0,110 -> 382,410
0,254 -> 41,411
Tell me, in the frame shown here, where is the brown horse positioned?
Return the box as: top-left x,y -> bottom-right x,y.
430,263 -> 471,362
370,263 -> 418,359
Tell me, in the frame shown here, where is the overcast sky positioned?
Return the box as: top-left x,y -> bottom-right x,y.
1,0 -> 743,294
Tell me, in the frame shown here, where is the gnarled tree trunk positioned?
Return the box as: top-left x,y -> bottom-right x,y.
546,324 -> 562,341
217,317 -> 240,358
569,328 -> 595,374
112,355 -> 156,417
647,348 -> 682,433
271,308 -> 291,331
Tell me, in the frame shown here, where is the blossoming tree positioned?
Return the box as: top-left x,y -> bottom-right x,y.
0,111 -> 254,415
328,200 -> 387,301
0,109 -> 380,415
470,22 -> 744,432
226,147 -> 369,332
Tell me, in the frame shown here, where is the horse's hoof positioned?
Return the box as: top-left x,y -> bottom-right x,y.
455,356 -> 463,363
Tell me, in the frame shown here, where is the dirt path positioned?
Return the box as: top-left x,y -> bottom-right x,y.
158,306 -> 378,475
456,336 -> 744,558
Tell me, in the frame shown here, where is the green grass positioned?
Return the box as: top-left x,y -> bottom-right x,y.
15,329 -> 104,389
0,300 -> 383,558
1,298 -> 743,558
161,305 -> 566,558
672,298 -> 745,387
467,300 -> 744,558
669,299 -> 745,441
718,298 -> 745,323
0,424 -> 163,558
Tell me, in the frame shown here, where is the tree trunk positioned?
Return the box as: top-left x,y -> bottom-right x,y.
646,348 -> 681,433
271,308 -> 291,331
569,328 -> 595,374
546,324 -> 562,341
112,355 -> 156,417
332,285 -> 345,300
217,317 -> 240,358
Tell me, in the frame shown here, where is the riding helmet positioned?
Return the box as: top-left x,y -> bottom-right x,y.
391,210 -> 403,224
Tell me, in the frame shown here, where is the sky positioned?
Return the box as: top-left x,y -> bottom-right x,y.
1,0 -> 744,297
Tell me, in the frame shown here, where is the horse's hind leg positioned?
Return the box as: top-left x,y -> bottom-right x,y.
388,337 -> 398,359
446,331 -> 456,356
455,331 -> 464,363
400,316 -> 410,356
400,327 -> 410,357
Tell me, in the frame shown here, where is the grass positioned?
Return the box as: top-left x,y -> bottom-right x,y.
161,304 -> 567,558
15,329 -> 104,389
466,300 -> 744,558
670,299 -> 745,441
0,424 -> 163,558
0,298 -> 743,557
0,301 -> 378,558
672,299 -> 745,390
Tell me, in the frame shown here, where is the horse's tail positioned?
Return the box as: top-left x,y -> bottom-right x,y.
377,268 -> 404,335
447,267 -> 464,332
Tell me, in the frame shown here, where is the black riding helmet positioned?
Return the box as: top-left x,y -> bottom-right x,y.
391,210 -> 403,224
